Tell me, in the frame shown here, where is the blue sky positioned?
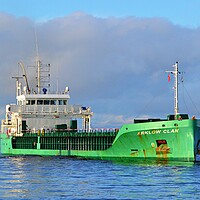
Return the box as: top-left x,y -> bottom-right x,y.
0,0 -> 199,28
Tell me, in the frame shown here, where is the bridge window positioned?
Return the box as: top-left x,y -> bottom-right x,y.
37,100 -> 43,105
50,100 -> 56,105
26,100 -> 30,105
58,100 -> 63,105
31,100 -> 36,105
44,100 -> 50,105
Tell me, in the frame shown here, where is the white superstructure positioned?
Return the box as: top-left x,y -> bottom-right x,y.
1,60 -> 93,136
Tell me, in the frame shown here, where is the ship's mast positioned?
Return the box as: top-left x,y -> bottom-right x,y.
35,29 -> 40,94
174,62 -> 179,117
166,61 -> 180,119
35,29 -> 50,94
36,59 -> 41,94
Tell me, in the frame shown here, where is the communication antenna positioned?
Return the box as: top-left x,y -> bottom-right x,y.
35,28 -> 41,93
34,28 -> 50,94
35,28 -> 39,62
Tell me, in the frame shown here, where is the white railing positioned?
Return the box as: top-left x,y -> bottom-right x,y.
10,104 -> 83,115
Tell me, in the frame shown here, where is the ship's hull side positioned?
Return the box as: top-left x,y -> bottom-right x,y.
1,119 -> 200,161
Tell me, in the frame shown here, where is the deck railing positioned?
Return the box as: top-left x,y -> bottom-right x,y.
12,130 -> 118,151
10,104 -> 83,114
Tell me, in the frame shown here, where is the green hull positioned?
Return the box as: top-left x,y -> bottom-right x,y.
1,119 -> 200,162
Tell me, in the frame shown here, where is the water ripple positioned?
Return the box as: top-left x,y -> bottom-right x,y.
0,156 -> 199,199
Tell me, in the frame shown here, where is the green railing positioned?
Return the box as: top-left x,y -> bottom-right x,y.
12,136 -> 37,149
12,131 -> 118,151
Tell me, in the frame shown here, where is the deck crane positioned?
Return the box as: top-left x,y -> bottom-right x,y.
18,62 -> 31,94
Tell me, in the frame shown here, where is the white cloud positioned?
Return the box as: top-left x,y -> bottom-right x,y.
92,113 -> 134,128
0,106 -> 5,122
0,12 -> 200,127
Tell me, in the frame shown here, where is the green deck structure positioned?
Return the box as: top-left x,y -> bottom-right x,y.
1,118 -> 200,162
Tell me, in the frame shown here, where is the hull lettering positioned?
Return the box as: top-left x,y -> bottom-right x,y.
137,128 -> 179,136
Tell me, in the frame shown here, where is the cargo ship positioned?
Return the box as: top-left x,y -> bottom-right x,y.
1,60 -> 200,162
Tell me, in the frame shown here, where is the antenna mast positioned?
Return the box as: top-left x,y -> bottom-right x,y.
34,29 -> 50,94
35,29 -> 41,94
166,61 -> 180,119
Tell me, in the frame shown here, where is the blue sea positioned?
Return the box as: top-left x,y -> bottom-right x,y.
0,157 -> 200,199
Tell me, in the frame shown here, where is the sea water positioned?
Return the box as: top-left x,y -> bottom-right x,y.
0,156 -> 200,199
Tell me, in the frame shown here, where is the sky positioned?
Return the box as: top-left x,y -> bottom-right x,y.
1,0 -> 200,27
0,0 -> 200,128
